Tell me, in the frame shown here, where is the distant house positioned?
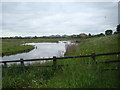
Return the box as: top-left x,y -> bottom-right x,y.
79,33 -> 87,37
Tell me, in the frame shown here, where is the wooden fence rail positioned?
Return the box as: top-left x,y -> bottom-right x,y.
1,52 -> 120,70
99,60 -> 120,64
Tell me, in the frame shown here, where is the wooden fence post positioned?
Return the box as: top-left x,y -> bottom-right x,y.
20,58 -> 24,67
91,53 -> 97,64
4,62 -> 7,67
53,56 -> 57,71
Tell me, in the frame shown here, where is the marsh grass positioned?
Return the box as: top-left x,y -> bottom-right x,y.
65,44 -> 78,55
2,64 -> 54,88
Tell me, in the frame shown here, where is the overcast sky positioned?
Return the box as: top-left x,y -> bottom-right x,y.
1,2 -> 118,37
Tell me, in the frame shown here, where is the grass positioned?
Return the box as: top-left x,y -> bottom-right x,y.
2,34 -> 120,88
42,34 -> 120,88
1,39 -> 35,56
2,65 -> 54,88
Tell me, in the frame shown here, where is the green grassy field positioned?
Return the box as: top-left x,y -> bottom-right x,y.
2,34 -> 120,88
1,39 -> 35,56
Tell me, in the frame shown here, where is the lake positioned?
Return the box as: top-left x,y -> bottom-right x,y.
1,41 -> 75,65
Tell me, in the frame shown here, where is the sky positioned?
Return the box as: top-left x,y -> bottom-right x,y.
0,2 -> 118,37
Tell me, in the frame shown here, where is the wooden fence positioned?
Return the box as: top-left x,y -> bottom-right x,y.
1,52 -> 120,70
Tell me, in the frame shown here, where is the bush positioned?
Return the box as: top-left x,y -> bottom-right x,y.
105,30 -> 113,35
117,24 -> 120,32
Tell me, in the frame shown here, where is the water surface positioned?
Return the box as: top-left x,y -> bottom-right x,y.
1,41 -> 75,65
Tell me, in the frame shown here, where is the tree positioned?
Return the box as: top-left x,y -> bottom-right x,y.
33,36 -> 37,39
99,33 -> 105,36
105,30 -> 113,35
117,24 -> 120,32
88,33 -> 92,36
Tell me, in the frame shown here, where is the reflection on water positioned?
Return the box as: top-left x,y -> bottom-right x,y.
1,41 -> 75,65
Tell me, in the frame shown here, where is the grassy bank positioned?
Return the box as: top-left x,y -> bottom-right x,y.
1,39 -> 35,56
2,34 -> 120,88
42,34 -> 120,88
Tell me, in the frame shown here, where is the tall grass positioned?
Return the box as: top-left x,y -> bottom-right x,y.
2,34 -> 120,88
2,65 -> 54,88
42,34 -> 120,88
65,44 -> 78,55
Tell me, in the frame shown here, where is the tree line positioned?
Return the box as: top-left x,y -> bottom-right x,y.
1,24 -> 120,39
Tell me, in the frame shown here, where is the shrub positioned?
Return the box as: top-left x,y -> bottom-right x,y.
105,30 -> 113,35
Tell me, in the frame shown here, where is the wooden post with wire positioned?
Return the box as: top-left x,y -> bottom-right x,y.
20,58 -> 24,67
91,53 -> 97,64
53,56 -> 57,71
4,62 -> 7,67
